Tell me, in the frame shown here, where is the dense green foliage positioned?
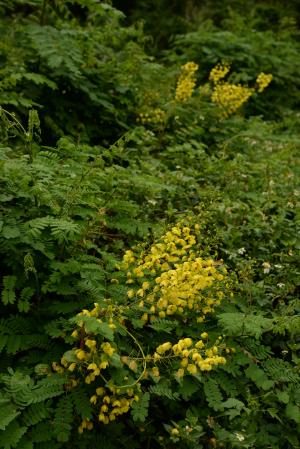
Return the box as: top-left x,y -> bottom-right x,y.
0,1 -> 299,448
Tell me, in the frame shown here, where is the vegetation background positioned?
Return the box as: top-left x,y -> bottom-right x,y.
0,1 -> 299,448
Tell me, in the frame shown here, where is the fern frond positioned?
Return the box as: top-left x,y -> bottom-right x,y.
262,359 -> 300,384
53,395 -> 73,442
70,386 -> 92,420
0,420 -> 27,449
149,383 -> 179,400
22,403 -> 50,427
203,378 -> 224,411
1,275 -> 17,305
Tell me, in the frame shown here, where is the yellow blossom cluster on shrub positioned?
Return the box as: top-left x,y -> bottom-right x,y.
153,334 -> 229,377
53,333 -> 117,383
123,222 -> 228,323
89,385 -> 139,425
209,62 -> 230,84
211,82 -> 254,117
256,72 -> 273,92
209,63 -> 272,117
175,61 -> 199,102
137,108 -> 166,125
55,218 -> 233,430
135,62 -> 272,126
53,314 -> 142,429
78,418 -> 93,433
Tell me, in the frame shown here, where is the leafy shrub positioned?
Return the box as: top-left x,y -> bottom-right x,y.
0,0 -> 153,144
0,2 -> 299,448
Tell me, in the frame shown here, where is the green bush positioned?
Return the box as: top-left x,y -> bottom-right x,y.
0,2 -> 299,448
0,0 -> 153,144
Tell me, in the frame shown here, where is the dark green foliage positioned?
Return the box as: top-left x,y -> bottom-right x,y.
0,1 -> 300,448
0,0 -> 151,144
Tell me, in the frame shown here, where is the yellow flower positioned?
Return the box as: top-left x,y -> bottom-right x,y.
156,342 -> 172,355
96,387 -> 106,396
87,363 -> 98,371
182,338 -> 193,348
192,352 -> 202,362
129,360 -> 138,372
151,367 -> 160,377
75,349 -> 86,360
153,352 -> 161,361
86,421 -> 93,430
256,72 -> 273,92
127,289 -> 135,299
141,313 -> 148,322
90,395 -> 97,404
99,361 -> 109,369
85,339 -> 97,350
98,413 -> 106,422
68,362 -> 77,372
209,63 -> 230,84
180,358 -> 189,367
195,340 -> 204,349
211,82 -> 253,117
175,61 -> 199,102
176,368 -> 185,378
101,342 -> 115,356
60,356 -> 68,368
182,349 -> 190,357
187,364 -> 198,374
71,329 -> 78,338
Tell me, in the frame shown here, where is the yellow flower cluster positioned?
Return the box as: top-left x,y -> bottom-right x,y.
55,219 -> 234,431
209,63 -> 272,117
53,328 -> 117,384
209,63 -> 230,84
137,108 -> 166,125
123,222 -> 228,323
78,418 -> 93,433
256,72 -> 273,92
89,386 -> 139,425
175,62 -> 199,102
211,83 -> 253,117
153,335 -> 227,377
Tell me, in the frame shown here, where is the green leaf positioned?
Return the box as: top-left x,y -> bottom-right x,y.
276,391 -> 289,404
71,386 -> 92,420
53,396 -> 73,442
203,379 -> 224,411
0,405 -> 20,431
245,364 -> 274,390
285,403 -> 300,424
76,317 -> 114,340
177,377 -> 199,400
0,420 -> 27,449
1,226 -> 21,239
2,276 -> 17,305
222,398 -> 245,409
18,300 -> 31,313
218,313 -> 273,338
131,392 -> 150,423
